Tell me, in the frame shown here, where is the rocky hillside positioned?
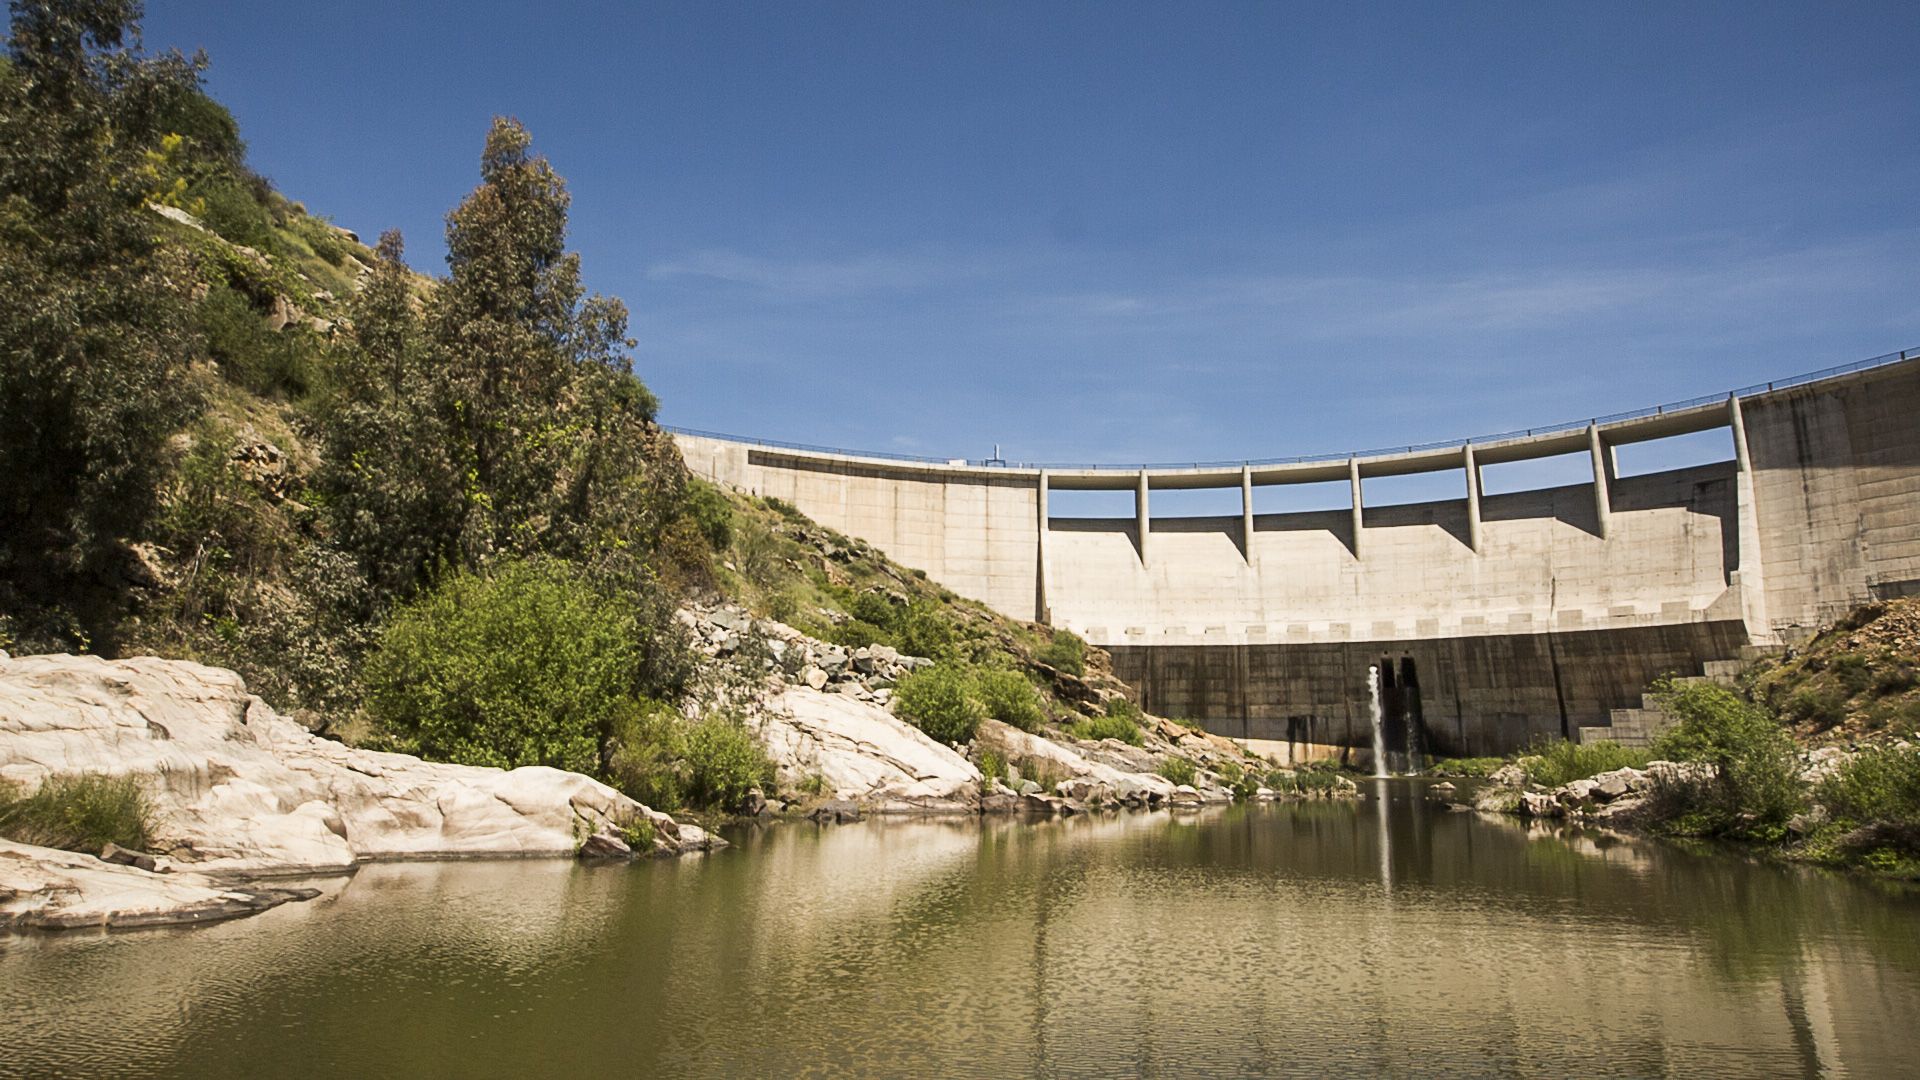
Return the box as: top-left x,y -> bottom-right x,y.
1745,598 -> 1920,747
680,599 -> 1359,817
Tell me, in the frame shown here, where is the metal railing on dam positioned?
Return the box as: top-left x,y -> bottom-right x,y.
664,345 -> 1917,473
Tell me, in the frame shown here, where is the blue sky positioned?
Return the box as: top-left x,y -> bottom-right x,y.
143,2 -> 1918,509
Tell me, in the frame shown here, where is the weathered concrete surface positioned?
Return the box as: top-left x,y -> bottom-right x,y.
0,654 -> 720,877
1745,360 -> 1920,639
675,438 -> 1043,625
1110,620 -> 1752,757
1047,463 -> 1740,647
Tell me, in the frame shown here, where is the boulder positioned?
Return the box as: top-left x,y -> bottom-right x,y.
806,800 -> 863,825
1592,768 -> 1643,801
577,830 -> 631,859
1519,791 -> 1559,818
1020,791 -> 1062,814
98,842 -> 159,873
0,654 -> 720,878
753,689 -> 980,813
976,720 -> 1176,805
980,792 -> 1021,814
1,840 -> 318,931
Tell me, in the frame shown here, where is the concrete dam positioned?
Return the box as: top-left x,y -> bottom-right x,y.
674,350 -> 1920,758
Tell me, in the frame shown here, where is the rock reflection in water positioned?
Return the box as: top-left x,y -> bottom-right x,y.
3,788 -> 1918,1078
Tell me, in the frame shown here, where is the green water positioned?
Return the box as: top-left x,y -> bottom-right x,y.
3,780 -> 1918,1078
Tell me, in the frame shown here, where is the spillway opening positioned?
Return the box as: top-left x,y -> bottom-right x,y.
1370,656 -> 1428,775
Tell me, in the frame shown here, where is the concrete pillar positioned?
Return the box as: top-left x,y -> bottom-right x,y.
1728,393 -> 1775,642
1136,469 -> 1151,568
1240,464 -> 1255,565
1463,443 -> 1483,554
1729,393 -> 1753,473
1036,470 -> 1051,624
1588,424 -> 1612,540
1348,457 -> 1364,559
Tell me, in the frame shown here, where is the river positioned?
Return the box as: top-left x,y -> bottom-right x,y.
3,779 -> 1917,1077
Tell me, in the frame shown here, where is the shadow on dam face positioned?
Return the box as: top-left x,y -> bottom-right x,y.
1107,620 -> 1755,758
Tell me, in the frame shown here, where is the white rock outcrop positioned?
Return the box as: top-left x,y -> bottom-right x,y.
0,654 -> 720,881
753,688 -> 980,813
978,719 -> 1177,805
0,840 -> 318,931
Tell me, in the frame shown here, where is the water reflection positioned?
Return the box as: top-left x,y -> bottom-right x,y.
3,786 -> 1917,1078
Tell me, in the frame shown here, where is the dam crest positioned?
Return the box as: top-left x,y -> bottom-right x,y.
673,349 -> 1920,757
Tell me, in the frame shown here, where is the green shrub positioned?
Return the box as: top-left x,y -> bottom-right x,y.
975,668 -> 1044,732
849,591 -> 897,628
606,701 -> 774,813
1649,680 -> 1804,841
895,601 -> 956,660
1817,746 -> 1920,844
1012,755 -> 1068,794
364,558 -> 640,774
977,748 -> 1006,792
1429,757 -> 1504,778
1874,665 -> 1917,696
1788,686 -> 1850,729
682,714 -> 776,812
894,663 -> 986,744
196,283 -> 320,399
1828,654 -> 1874,696
1068,712 -> 1143,745
683,479 -> 734,551
1157,757 -> 1197,787
1036,630 -> 1086,676
1105,698 -> 1142,722
619,817 -> 657,853
192,172 -> 275,249
1215,760 -> 1258,801
1524,740 -> 1652,788
0,774 -> 155,854
766,589 -> 802,624
827,619 -> 893,650
605,698 -> 689,811
1265,768 -> 1342,794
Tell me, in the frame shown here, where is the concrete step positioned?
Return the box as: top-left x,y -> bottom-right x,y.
1739,644 -> 1787,663
1582,724 -> 1654,748
1703,659 -> 1746,680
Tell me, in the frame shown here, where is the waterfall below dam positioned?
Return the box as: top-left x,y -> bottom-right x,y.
1368,665 -> 1388,778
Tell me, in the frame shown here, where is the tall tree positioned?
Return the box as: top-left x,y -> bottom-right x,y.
314,230 -> 460,602
427,117 -> 661,567
0,0 -> 203,645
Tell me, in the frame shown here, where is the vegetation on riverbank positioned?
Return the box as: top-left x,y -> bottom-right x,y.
1466,599 -> 1920,878
0,774 -> 155,854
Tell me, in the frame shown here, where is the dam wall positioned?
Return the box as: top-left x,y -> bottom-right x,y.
673,350 -> 1920,755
